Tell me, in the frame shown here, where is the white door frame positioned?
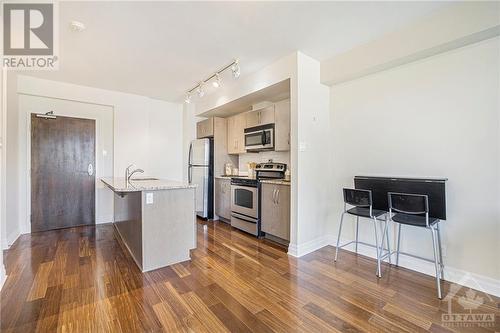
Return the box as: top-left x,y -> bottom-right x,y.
23,93 -> 114,234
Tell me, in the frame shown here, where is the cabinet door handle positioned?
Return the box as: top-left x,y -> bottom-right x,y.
272,188 -> 277,204
276,189 -> 280,204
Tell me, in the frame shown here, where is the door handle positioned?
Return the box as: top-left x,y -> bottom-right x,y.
87,163 -> 94,176
276,189 -> 280,204
272,188 -> 277,204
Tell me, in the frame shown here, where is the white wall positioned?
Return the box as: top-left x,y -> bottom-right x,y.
330,38 -> 500,286
292,53 -> 331,254
148,98 -> 183,181
6,75 -> 184,237
182,103 -> 201,182
1,69 -> 7,288
4,73 -> 20,248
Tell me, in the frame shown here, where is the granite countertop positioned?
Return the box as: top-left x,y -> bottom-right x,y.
259,179 -> 291,186
101,177 -> 196,193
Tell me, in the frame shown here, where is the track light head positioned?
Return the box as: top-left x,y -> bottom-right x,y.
184,93 -> 191,104
231,60 -> 240,79
212,73 -> 221,88
196,83 -> 205,98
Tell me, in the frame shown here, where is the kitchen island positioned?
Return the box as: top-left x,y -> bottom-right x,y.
101,177 -> 197,272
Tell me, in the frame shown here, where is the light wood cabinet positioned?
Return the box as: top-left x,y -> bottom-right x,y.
213,118 -> 238,176
227,113 -> 246,154
261,183 -> 290,241
215,178 -> 231,221
274,99 -> 290,151
196,118 -> 214,138
246,105 -> 275,128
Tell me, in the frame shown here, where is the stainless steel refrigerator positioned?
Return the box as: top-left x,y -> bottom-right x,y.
188,138 -> 214,219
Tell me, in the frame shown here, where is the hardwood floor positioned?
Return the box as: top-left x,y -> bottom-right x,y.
1,219 -> 499,332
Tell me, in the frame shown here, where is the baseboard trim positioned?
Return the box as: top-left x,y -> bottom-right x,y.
2,229 -> 20,250
96,214 -> 114,224
288,235 -> 331,257
331,236 -> 500,298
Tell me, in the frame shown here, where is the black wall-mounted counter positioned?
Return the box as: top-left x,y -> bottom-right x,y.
354,176 -> 448,220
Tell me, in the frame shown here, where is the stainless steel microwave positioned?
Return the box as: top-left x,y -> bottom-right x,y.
244,124 -> 274,152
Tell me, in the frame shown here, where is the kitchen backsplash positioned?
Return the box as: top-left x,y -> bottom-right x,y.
238,151 -> 290,172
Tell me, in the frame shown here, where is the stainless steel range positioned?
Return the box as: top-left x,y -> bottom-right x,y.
230,162 -> 287,236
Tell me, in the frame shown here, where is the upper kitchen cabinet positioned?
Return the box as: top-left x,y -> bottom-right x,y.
196,118 -> 214,138
274,99 -> 290,151
246,105 -> 275,128
227,113 -> 246,154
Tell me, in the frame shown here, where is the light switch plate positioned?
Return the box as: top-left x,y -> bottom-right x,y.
146,192 -> 154,204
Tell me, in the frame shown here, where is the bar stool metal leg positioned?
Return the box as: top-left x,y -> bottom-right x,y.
382,216 -> 392,264
373,217 -> 382,278
396,223 -> 402,266
430,226 -> 442,299
436,221 -> 444,280
384,215 -> 392,265
355,217 -> 359,253
334,212 -> 345,262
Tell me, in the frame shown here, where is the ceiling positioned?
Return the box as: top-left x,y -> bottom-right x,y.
24,1 -> 448,102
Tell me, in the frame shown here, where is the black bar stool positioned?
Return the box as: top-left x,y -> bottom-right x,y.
335,188 -> 391,277
388,192 -> 444,299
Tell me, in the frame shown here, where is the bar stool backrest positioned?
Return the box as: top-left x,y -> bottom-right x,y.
343,188 -> 373,216
388,192 -> 429,226
343,188 -> 372,207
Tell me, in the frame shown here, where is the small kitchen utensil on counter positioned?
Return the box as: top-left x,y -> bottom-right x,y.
225,163 -> 233,176
247,162 -> 257,179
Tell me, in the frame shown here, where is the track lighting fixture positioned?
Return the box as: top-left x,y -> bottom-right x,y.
184,59 -> 240,103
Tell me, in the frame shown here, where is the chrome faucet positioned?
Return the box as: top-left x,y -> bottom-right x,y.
125,164 -> 144,183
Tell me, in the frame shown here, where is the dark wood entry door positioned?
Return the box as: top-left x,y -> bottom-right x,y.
31,114 -> 96,232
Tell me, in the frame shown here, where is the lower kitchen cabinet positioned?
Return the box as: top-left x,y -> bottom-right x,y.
261,183 -> 290,241
215,178 -> 231,221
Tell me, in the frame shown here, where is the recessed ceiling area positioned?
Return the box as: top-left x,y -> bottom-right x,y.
22,1 -> 448,102
200,79 -> 290,118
